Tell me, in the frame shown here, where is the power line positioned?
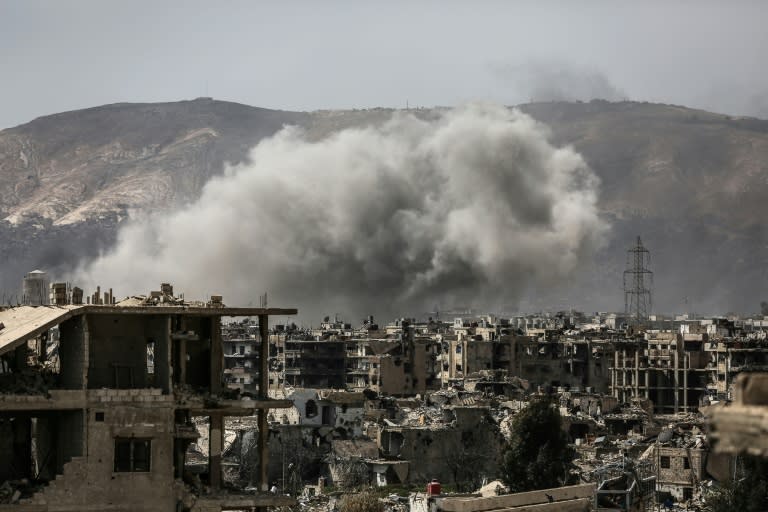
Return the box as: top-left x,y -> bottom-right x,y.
623,236 -> 653,325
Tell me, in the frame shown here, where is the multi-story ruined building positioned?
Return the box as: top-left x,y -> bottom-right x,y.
0,292 -> 296,512
252,311 -> 768,420
281,339 -> 346,389
704,338 -> 768,398
439,334 -> 613,394
222,320 -> 262,394
652,443 -> 707,502
610,332 -> 703,413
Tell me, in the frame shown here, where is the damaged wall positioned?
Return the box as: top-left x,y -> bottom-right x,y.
378,407 -> 503,489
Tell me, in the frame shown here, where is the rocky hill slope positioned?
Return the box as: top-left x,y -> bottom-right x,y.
1,98 -> 767,313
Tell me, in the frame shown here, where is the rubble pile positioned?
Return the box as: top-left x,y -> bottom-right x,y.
0,479 -> 44,504
0,368 -> 55,396
0,481 -> 20,504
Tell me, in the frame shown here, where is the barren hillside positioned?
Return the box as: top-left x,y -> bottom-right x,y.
1,98 -> 767,313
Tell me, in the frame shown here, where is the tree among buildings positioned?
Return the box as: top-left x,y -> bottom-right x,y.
501,397 -> 575,493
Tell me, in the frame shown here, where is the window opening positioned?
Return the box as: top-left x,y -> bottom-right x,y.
114,438 -> 151,472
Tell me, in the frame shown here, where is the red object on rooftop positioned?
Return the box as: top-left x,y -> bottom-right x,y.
427,479 -> 441,496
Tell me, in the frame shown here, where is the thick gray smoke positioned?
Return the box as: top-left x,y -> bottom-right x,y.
75,104 -> 607,320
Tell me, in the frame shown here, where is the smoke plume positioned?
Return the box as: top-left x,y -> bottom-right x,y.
75,104 -> 607,320
493,60 -> 627,103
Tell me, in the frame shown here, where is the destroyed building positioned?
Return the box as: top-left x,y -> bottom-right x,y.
0,286 -> 297,512
222,320 -> 262,393
377,406 -> 503,490
610,334 -> 706,414
281,339 -> 346,389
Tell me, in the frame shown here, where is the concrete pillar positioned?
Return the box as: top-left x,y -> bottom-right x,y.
178,338 -> 187,385
258,314 -> 270,492
622,348 -> 628,402
613,350 -> 619,398
172,315 -> 187,386
209,413 -> 224,489
585,340 -> 591,388
683,354 -> 688,412
82,315 -> 90,391
634,349 -> 640,398
210,316 -> 223,395
645,368 -> 650,399
674,349 -> 679,414
162,316 -> 172,393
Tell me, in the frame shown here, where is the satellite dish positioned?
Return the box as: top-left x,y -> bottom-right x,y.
658,429 -> 673,443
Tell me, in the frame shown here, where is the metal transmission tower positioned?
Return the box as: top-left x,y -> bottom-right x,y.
623,236 -> 653,323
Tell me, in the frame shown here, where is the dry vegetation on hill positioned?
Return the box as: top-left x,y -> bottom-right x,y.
1,98 -> 767,312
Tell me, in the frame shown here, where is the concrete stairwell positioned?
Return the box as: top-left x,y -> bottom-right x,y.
21,456 -> 87,506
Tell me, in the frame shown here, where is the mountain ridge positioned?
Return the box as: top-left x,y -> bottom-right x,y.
1,98 -> 767,314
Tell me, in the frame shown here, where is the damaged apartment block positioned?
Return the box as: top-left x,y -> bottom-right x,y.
0,285 -> 297,512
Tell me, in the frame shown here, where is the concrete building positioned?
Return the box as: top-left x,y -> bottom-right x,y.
222,320 -> 262,394
652,444 -> 707,502
704,337 -> 768,398
365,338 -> 441,396
0,294 -> 296,512
281,340 -> 346,389
378,406 -> 503,489
610,331 -> 709,414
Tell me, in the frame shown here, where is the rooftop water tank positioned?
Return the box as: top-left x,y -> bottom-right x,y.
22,270 -> 49,306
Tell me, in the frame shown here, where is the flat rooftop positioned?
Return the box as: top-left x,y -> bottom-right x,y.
0,304 -> 297,356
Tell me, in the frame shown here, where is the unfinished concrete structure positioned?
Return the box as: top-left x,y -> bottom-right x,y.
0,296 -> 296,512
610,332 -> 708,414
592,459 -> 656,511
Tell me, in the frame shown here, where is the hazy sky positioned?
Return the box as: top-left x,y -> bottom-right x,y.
2,0 -> 767,129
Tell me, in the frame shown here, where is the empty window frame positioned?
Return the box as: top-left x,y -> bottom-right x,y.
114,438 -> 151,472
146,340 -> 155,375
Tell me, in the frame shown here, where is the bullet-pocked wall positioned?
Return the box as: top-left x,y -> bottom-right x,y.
87,314 -> 171,391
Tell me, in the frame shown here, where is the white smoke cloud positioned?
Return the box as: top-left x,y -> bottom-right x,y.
74,103 -> 607,320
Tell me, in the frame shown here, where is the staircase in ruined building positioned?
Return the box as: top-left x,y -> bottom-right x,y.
20,456 -> 87,506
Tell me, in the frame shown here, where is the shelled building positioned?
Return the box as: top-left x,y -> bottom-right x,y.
0,286 -> 297,512
222,320 -> 262,393
281,339 -> 347,389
